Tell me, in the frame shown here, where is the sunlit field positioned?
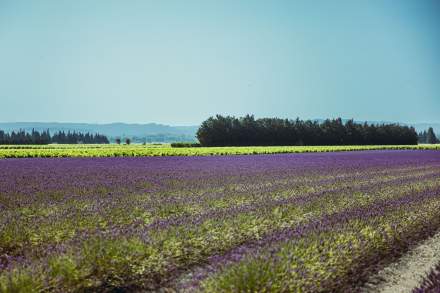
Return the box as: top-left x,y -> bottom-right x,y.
1,150 -> 440,291
0,144 -> 439,158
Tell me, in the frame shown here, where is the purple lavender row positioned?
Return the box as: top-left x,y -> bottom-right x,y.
1,150 -> 439,198
2,155 -> 435,226
173,184 -> 440,291
2,150 -> 440,291
14,165 -> 437,255
99,169 -> 440,235
2,151 -> 439,258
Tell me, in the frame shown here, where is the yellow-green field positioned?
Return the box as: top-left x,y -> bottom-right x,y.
0,144 -> 439,158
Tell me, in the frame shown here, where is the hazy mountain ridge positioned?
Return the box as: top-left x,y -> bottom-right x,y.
0,122 -> 198,142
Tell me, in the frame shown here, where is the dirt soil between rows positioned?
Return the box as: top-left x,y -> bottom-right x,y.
361,231 -> 440,293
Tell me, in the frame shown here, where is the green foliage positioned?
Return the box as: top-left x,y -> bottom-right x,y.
418,127 -> 439,144
202,202 -> 440,292
197,115 -> 419,146
170,142 -> 201,148
0,269 -> 43,293
0,144 -> 439,158
48,256 -> 84,290
0,129 -> 109,145
203,256 -> 281,292
427,127 -> 439,144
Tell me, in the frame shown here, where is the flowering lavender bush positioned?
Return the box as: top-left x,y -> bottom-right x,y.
1,150 -> 440,292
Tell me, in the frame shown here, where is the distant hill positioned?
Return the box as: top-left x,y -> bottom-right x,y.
0,120 -> 438,143
0,122 -> 198,143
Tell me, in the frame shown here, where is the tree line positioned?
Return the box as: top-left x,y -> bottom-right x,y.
0,129 -> 109,144
418,127 -> 439,144
197,115 -> 419,147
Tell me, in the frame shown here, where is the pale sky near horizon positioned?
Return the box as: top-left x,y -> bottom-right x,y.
0,0 -> 439,125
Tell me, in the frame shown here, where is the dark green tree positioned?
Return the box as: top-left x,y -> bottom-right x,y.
427,127 -> 438,144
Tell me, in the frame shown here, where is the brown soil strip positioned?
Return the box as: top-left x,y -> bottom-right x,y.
362,231 -> 440,293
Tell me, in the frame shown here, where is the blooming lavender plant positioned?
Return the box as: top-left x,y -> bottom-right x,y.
1,150 -> 440,292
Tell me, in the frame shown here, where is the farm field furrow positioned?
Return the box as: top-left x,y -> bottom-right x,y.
414,261 -> 440,292
0,144 -> 440,158
362,231 -> 440,293
1,150 -> 440,292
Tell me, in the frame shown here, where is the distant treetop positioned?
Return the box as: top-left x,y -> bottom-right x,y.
0,129 -> 109,145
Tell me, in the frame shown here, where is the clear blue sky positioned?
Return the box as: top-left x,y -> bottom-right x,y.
0,0 -> 439,125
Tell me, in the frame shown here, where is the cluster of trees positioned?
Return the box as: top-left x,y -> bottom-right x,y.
124,134 -> 197,144
170,142 -> 201,148
0,129 -> 109,144
52,131 -> 109,144
0,129 -> 51,144
197,115 -> 419,147
115,138 -> 131,145
418,127 -> 439,144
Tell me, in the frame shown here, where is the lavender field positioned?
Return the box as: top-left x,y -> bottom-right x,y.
1,150 -> 440,292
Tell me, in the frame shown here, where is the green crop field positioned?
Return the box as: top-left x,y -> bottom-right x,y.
0,144 -> 440,158
0,144 -> 439,158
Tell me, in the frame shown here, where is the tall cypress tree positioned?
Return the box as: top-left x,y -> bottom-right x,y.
427,127 -> 438,144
